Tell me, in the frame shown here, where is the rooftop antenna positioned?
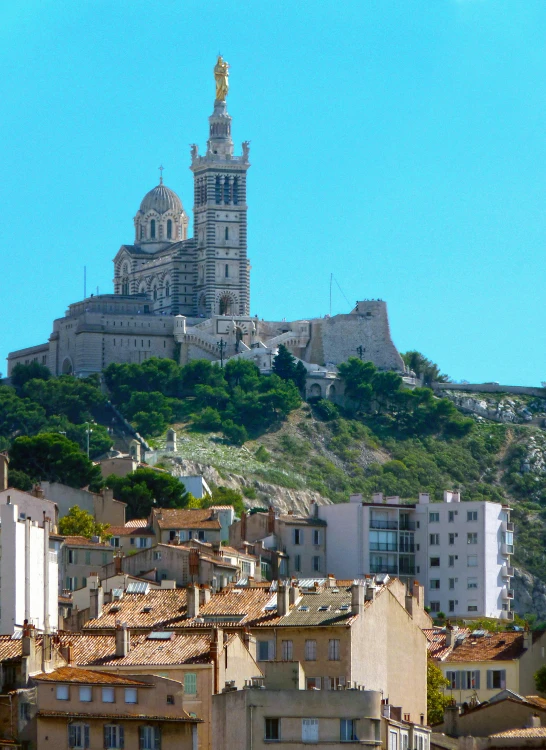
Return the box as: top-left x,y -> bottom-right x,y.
158,165 -> 164,184
84,266 -> 87,299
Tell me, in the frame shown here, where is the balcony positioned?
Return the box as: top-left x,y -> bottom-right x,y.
370,520 -> 398,530
370,564 -> 399,575
501,544 -> 515,555
501,521 -> 514,533
501,587 -> 515,600
399,544 -> 415,554
399,564 -> 416,576
501,565 -> 515,578
500,610 -> 515,621
370,543 -> 398,552
399,520 -> 416,531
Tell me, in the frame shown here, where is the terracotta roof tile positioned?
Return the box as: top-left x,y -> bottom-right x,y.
489,726 -> 546,739
152,508 -> 220,530
60,536 -> 112,549
37,710 -> 201,723
58,632 -> 215,667
83,589 -> 188,630
423,627 -> 471,660
444,631 -> 542,663
33,667 -> 149,686
0,635 -> 29,662
124,519 -> 150,529
107,526 -> 155,537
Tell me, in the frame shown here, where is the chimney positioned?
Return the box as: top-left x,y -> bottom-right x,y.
277,582 -> 290,617
443,704 -> 460,737
351,583 -> 364,615
528,714 -> 541,729
412,580 -> 423,606
114,554 -> 123,575
326,574 -> 336,588
42,632 -> 52,671
418,493 -> 430,504
365,581 -> 377,602
22,622 -> 35,658
90,586 -> 104,619
187,584 -> 200,618
289,583 -> 300,605
0,454 -> 8,492
349,493 -> 363,504
199,585 -> 211,606
372,492 -> 383,504
267,507 -> 275,534
31,485 -> 45,499
210,628 -> 223,695
115,622 -> 130,657
405,593 -> 413,616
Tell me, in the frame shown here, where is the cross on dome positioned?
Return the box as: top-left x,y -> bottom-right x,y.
158,165 -> 164,185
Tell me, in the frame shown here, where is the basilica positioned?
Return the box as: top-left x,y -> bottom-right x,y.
8,59 -> 404,400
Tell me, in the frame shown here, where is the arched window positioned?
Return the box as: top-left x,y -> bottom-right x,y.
122,281 -> 129,295
225,264 -> 229,278
225,226 -> 229,241
150,219 -> 156,239
167,219 -> 172,239
215,176 -> 221,204
153,287 -> 158,301
140,225 -> 144,239
165,282 -> 170,298
233,177 -> 239,205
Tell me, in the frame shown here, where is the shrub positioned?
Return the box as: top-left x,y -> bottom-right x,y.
255,445 -> 270,463
222,420 -> 248,446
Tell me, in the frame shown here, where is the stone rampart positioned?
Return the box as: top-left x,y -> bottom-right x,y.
434,383 -> 546,398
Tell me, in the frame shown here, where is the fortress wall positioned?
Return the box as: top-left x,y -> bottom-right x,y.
434,383 -> 546,398
320,301 -> 405,370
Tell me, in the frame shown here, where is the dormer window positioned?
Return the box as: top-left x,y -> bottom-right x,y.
150,219 -> 156,239
167,219 -> 172,239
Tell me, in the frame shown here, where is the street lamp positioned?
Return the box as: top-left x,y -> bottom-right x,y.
84,422 -> 93,458
217,339 -> 227,367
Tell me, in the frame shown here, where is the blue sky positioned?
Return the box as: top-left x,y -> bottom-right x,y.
1,0 -> 545,385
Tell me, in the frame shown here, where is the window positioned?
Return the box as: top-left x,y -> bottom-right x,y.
79,686 -> 92,702
448,555 -> 458,567
313,529 -> 321,546
429,534 -> 440,546
448,600 -> 456,613
328,639 -> 340,660
102,687 -> 115,703
429,601 -> 440,613
139,726 -> 160,750
124,688 -> 137,704
293,529 -> 303,545
487,669 -> 506,689
166,695 -> 174,705
258,640 -> 275,661
467,578 -> 478,589
68,549 -> 77,564
110,537 -> 120,548
468,605 -> 478,612
56,685 -> 69,701
429,512 -> 439,523
68,724 -> 89,749
19,702 -> 30,721
430,557 -> 440,567
85,551 -> 91,565
329,676 -> 346,690
305,640 -> 317,661
467,510 -> 478,522
167,219 -> 172,239
302,719 -> 319,742
103,725 -> 124,749
446,670 -> 458,689
150,219 -> 156,239
340,719 -> 358,742
467,555 -> 478,567
449,533 -> 456,545
312,556 -> 321,572
467,532 -> 478,545
430,580 -> 440,590
281,640 -> 293,660
306,677 -> 321,690
389,731 -> 398,750
225,227 -> 229,240
294,554 -> 301,572
265,718 -> 280,741
225,264 -> 229,277
449,578 -> 456,589
184,673 -> 197,695
448,510 -> 457,522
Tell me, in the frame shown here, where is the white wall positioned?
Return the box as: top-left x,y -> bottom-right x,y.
318,502 -> 362,578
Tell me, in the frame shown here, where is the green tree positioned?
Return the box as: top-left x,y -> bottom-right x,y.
224,359 -> 260,390
401,351 -> 450,386
338,358 -> 377,411
222,420 -> 248,446
58,505 -> 111,540
9,433 -> 102,489
8,469 -> 33,491
0,387 -> 47,437
272,345 -> 307,391
105,468 -> 190,519
427,659 -> 451,724
11,362 -> 51,391
535,665 -> 546,694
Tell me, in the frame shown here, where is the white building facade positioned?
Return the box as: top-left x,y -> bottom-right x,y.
318,491 -> 514,620
0,501 -> 58,634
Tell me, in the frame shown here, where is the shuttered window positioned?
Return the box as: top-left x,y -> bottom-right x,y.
184,673 -> 197,695
487,669 -> 506,690
139,726 -> 160,750
302,719 -> 319,742
104,725 -> 124,749
68,724 -> 89,748
305,640 -> 317,661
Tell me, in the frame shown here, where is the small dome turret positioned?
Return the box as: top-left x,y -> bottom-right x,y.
134,173 -> 188,248
139,183 -> 183,215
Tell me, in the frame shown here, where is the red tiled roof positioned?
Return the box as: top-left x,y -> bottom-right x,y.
60,536 -> 112,549
489,726 -> 546,739
152,508 -> 220,530
33,667 -> 149,686
444,631 -> 543,663
37,710 -> 201,723
107,526 -> 155,537
124,519 -> 150,529
423,627 -> 471,660
83,589 -> 188,630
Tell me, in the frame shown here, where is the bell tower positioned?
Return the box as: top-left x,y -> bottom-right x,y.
190,56 -> 250,317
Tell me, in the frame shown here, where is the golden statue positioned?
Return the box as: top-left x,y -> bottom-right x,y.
214,55 -> 229,101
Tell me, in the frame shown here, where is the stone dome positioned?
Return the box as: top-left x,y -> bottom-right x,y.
139,182 -> 183,215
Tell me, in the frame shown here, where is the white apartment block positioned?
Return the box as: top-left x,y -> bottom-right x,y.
318,491 -> 514,620
0,500 -> 58,634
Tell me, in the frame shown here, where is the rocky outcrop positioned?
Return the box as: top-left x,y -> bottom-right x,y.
441,391 -> 546,425
168,457 -> 331,515
513,567 -> 546,619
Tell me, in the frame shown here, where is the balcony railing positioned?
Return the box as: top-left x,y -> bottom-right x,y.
502,544 -> 515,555
370,520 -> 398,530
501,521 -> 514,533
399,564 -> 416,576
500,610 -> 515,621
399,544 -> 415,554
501,588 -> 515,600
370,543 -> 398,552
399,520 -> 416,531
501,565 -> 515,577
370,564 -> 399,575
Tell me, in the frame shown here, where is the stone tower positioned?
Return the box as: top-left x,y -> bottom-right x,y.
190,60 -> 250,316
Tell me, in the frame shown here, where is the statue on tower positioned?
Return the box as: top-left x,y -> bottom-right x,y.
214,55 -> 230,101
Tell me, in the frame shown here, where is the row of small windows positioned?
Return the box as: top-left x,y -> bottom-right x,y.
215,175 -> 239,205
120,282 -> 170,298
139,218 -> 177,240
111,339 -> 167,348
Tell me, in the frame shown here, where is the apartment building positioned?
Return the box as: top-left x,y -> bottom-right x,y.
151,508 -> 222,545
54,535 -> 114,592
318,491 -> 513,619
0,501 -> 58,634
229,507 -> 326,578
107,519 -> 156,553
